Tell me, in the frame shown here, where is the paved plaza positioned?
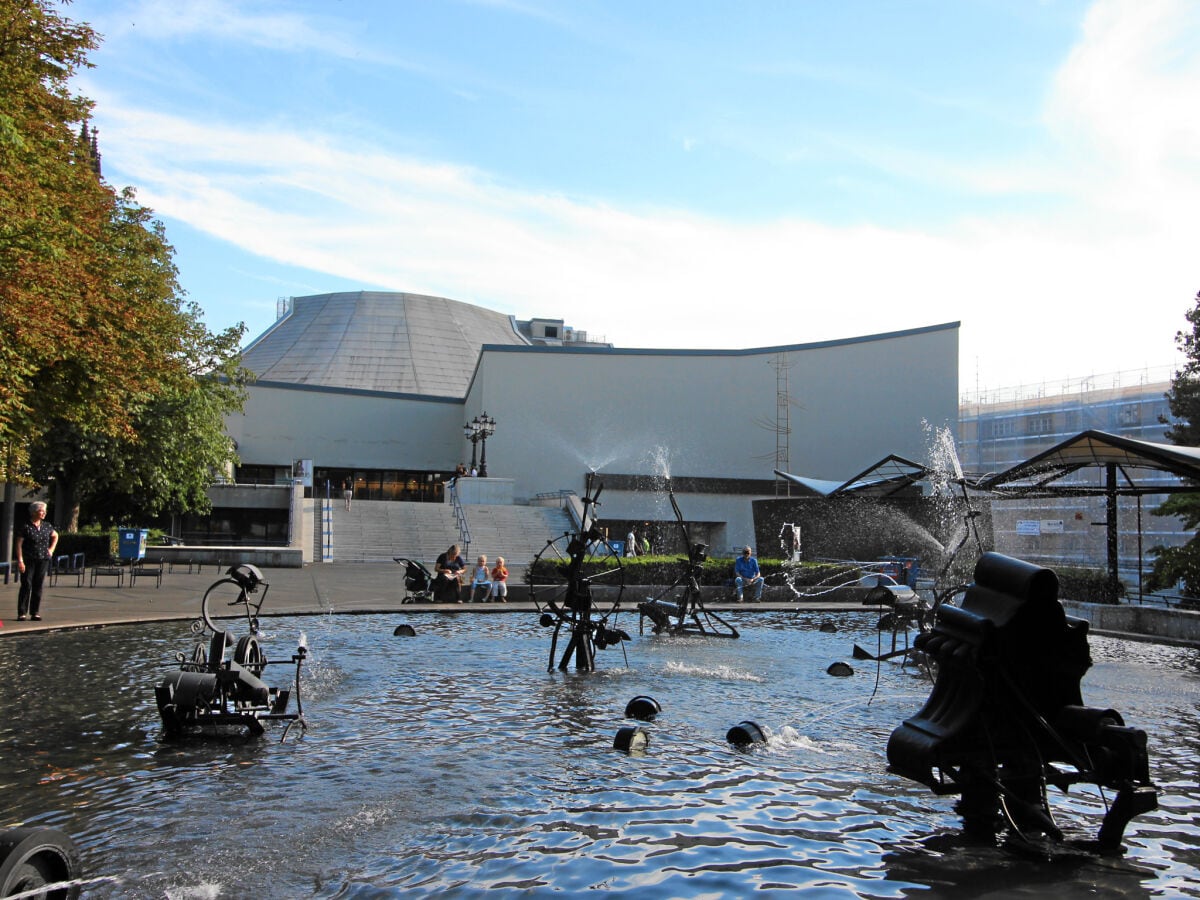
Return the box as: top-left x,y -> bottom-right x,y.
0,562 -> 825,635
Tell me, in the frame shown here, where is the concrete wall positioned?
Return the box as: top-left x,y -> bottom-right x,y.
466,323 -> 959,519
227,382 -> 462,472
227,323 -> 958,548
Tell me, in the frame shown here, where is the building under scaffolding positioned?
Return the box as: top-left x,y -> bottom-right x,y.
958,367 -> 1189,592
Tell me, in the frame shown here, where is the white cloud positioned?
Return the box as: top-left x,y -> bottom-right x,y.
84,0 -> 1199,393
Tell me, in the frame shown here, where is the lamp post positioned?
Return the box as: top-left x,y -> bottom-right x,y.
477,412 -> 495,477
463,413 -> 497,475
463,421 -> 480,472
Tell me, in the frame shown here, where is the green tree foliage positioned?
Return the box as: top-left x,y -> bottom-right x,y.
1,0 -> 250,525
1149,290 -> 1200,594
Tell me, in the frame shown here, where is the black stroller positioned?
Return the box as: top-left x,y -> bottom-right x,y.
394,557 -> 434,603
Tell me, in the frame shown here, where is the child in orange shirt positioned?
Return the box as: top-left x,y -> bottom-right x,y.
489,556 -> 508,602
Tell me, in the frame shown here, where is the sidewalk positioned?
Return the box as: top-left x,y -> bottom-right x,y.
0,562 -> 839,635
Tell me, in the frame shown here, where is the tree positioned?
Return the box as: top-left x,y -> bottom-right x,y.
31,310 -> 248,530
1,0 -> 214,477
1,0 -> 249,530
1148,290 -> 1200,594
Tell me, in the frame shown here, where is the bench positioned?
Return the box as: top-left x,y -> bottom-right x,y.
51,553 -> 86,588
130,558 -> 164,588
90,561 -> 126,588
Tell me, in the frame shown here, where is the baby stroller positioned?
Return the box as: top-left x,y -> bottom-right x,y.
394,557 -> 434,604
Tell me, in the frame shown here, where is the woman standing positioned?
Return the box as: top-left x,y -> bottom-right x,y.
16,501 -> 58,622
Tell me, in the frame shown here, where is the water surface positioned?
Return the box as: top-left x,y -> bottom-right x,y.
0,611 -> 1196,898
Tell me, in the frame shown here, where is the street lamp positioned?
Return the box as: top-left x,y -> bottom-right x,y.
477,412 -> 496,477
463,413 -> 497,476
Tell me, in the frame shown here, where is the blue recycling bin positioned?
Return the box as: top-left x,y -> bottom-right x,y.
118,528 -> 149,561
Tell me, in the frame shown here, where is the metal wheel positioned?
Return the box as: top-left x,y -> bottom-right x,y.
201,578 -> 254,635
234,634 -> 267,677
0,828 -> 81,899
529,535 -> 627,670
529,535 -> 625,623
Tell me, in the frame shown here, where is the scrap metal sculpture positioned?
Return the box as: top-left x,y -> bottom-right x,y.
887,552 -> 1158,851
637,484 -> 738,638
155,564 -> 307,740
530,472 -> 630,671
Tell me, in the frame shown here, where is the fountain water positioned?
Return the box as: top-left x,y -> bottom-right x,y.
0,612 -> 1196,897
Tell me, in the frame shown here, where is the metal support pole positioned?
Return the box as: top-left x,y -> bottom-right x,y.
1106,463 -> 1120,602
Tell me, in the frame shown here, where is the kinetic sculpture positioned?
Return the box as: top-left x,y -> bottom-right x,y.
637,484 -> 738,638
530,472 -> 630,671
155,564 -> 307,740
887,552 -> 1158,851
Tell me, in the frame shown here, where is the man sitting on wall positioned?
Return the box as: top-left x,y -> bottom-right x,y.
734,546 -> 764,602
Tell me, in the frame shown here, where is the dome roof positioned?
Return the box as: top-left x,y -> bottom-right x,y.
240,291 -> 528,398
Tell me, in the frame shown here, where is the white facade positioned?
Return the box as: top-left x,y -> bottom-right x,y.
221,290 -> 958,555
461,325 -> 959,547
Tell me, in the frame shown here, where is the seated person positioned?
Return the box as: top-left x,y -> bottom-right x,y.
489,556 -> 508,602
469,554 -> 492,602
734,546 -> 764,602
433,544 -> 466,602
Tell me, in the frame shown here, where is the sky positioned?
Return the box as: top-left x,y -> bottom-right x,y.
63,0 -> 1200,395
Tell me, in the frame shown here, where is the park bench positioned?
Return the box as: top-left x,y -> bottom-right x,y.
130,558 -> 164,588
90,560 -> 126,588
51,553 -> 86,588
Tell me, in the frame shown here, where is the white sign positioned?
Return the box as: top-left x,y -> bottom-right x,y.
1040,520 -> 1064,533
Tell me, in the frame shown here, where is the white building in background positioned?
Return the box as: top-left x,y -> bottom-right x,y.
210,291 -> 959,557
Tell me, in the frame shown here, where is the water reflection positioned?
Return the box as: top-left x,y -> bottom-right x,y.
0,613 -> 1196,898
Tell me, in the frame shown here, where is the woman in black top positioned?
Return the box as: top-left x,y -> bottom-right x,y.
16,501 -> 58,621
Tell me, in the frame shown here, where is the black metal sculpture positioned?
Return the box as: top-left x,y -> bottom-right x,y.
155,564 -> 307,740
637,485 -> 738,638
529,472 -> 630,671
887,552 -> 1158,851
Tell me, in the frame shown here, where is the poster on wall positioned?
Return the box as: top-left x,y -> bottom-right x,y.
293,459 -> 313,488
1016,520 -> 1041,535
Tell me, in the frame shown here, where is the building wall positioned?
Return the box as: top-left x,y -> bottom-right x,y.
464,324 -> 959,531
227,382 -> 462,475
225,322 -> 958,555
958,373 -> 1186,592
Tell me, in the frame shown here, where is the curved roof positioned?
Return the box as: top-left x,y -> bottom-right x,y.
240,291 -> 528,397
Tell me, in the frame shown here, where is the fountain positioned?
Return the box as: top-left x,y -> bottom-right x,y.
889,552 -> 1159,851
528,471 -> 631,671
636,481 -> 739,638
154,564 -> 307,740
0,610 -> 1196,896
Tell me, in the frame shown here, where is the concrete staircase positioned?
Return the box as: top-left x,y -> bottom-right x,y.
319,500 -> 573,567
454,504 -> 575,568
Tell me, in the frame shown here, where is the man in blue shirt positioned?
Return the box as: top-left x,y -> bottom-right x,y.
734,546 -> 764,602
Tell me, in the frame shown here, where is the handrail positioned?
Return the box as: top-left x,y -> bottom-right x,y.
448,481 -> 472,555
533,489 -> 583,531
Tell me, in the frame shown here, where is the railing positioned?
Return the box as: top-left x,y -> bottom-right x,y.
321,498 -> 334,562
533,489 -> 583,530
448,482 -> 472,556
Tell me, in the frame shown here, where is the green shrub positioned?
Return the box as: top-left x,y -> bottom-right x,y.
526,554 -> 854,587
55,533 -> 113,563
1055,566 -> 1124,604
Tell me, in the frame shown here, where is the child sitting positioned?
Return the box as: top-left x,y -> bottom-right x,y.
489,556 -> 508,602
470,555 -> 492,602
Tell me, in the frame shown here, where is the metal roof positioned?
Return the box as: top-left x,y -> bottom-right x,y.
978,429 -> 1200,496
775,454 -> 930,499
240,291 -> 528,398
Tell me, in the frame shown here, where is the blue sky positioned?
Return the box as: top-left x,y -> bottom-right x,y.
65,0 -> 1200,394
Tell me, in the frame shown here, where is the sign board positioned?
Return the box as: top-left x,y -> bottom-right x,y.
292,459 -> 313,488
1016,520 -> 1042,535
1040,520 -> 1064,534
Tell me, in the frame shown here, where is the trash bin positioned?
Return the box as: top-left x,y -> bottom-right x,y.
118,528 -> 149,561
